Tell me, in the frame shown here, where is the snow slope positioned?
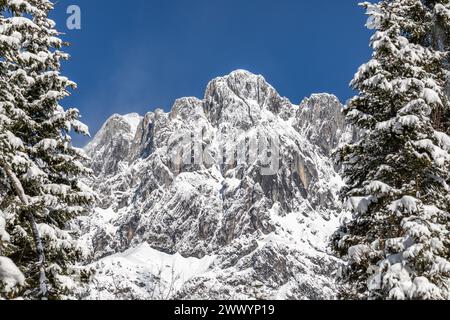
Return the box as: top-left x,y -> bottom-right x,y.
86,242 -> 215,300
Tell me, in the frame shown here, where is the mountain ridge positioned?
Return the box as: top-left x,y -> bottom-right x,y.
76,70 -> 350,300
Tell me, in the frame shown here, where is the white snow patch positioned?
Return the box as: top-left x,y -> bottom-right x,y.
90,243 -> 216,299
122,113 -> 143,136
434,131 -> 450,151
0,215 -> 10,243
413,139 -> 450,166
389,196 -> 419,214
0,257 -> 25,293
422,88 -> 442,106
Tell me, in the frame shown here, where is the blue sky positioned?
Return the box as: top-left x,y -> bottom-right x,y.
50,0 -> 373,145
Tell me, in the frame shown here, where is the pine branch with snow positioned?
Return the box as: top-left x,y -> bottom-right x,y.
0,212 -> 25,297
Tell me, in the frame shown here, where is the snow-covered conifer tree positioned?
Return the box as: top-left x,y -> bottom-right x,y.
0,0 -> 95,299
334,0 -> 450,300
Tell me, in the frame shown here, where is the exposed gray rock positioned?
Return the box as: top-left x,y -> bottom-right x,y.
295,94 -> 345,157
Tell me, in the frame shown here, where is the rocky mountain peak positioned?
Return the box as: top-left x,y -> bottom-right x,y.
79,70 -> 348,300
203,70 -> 293,128
85,113 -> 142,177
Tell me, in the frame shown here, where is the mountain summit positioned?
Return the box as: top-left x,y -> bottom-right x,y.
77,70 -> 349,300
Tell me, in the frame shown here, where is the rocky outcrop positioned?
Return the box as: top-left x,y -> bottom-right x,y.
85,113 -> 142,177
295,94 -> 346,157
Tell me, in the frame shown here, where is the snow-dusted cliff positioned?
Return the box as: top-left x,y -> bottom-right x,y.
76,70 -> 349,300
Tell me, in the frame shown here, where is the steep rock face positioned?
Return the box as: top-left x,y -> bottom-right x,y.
79,70 -> 347,300
84,113 -> 142,209
85,113 -> 142,176
295,94 -> 346,157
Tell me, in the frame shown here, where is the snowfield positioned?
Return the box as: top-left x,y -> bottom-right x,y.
88,242 -> 216,300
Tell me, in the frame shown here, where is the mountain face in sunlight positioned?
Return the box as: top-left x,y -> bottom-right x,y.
77,70 -> 353,300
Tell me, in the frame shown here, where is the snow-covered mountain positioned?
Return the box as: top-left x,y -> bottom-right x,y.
76,70 -> 350,300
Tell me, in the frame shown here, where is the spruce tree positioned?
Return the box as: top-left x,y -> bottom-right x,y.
0,0 -> 95,299
334,0 -> 450,300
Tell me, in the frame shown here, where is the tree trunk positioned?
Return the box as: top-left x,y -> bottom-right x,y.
1,163 -> 49,300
